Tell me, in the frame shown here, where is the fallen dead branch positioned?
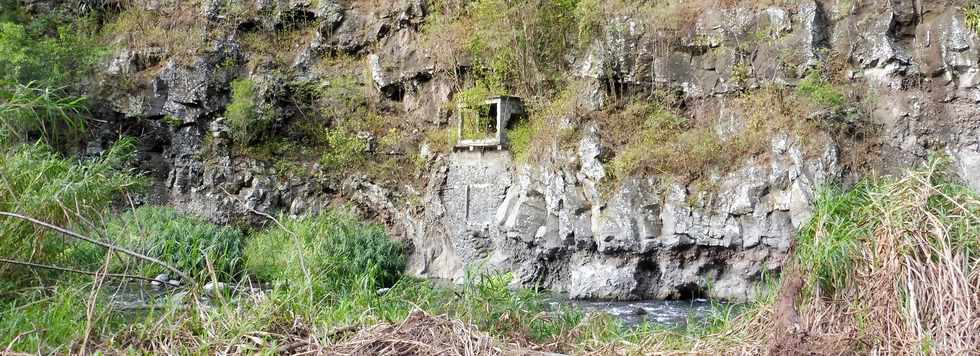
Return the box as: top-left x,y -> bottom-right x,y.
0,258 -> 156,282
0,211 -> 191,283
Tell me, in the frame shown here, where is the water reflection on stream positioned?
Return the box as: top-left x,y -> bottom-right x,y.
102,282 -> 720,329
548,297 -> 717,328
101,282 -> 174,311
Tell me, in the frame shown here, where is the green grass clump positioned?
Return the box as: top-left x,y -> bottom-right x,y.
0,285 -> 92,353
104,206 -> 247,282
225,78 -> 274,145
506,118 -> 534,161
797,71 -> 845,110
244,210 -> 405,294
795,185 -> 870,296
318,129 -> 368,171
0,81 -> 87,143
0,139 -> 144,275
781,158 -> 980,353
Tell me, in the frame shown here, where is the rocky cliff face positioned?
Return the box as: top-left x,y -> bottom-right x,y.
405,129 -> 838,300
87,0 -> 980,301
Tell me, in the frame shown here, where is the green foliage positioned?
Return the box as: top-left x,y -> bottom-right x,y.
244,210 -> 406,295
796,158 -> 980,299
423,127 -> 454,155
0,138 -> 144,275
505,83 -> 583,164
225,79 -> 274,145
161,115 -> 182,128
573,0 -> 603,45
795,185 -> 869,296
603,87 -> 828,193
797,71 -> 845,110
0,81 -> 87,143
104,206 -> 247,281
507,118 -> 534,162
452,272 -> 586,340
0,20 -> 104,88
0,286 -> 93,353
0,0 -> 23,22
965,1 -> 980,35
732,61 -> 750,86
0,16 -> 104,144
319,129 -> 367,171
607,101 -> 723,182
308,69 -> 366,122
427,0 -> 580,96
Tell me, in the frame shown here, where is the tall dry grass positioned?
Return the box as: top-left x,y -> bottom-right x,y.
801,160 -> 980,354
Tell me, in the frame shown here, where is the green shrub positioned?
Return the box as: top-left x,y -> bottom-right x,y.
104,206 -> 247,282
795,185 -> 870,296
317,72 -> 366,121
0,138 -> 144,274
507,118 -> 534,162
0,16 -> 104,144
966,1 -> 980,35
0,19 -> 104,88
319,129 -> 367,171
225,79 -> 274,145
244,210 -> 405,295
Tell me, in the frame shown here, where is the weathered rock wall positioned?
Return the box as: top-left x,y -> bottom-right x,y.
397,0 -> 980,301
87,0 -> 980,301
408,128 -> 839,301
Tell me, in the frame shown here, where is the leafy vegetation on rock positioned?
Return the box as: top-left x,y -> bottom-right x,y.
966,1 -> 980,35
797,70 -> 846,110
225,78 -> 275,145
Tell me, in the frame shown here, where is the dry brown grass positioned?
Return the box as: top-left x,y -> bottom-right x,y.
601,86 -> 828,190
104,0 -> 205,63
328,309 -> 510,356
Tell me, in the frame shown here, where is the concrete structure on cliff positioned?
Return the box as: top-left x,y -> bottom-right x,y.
454,96 -> 525,151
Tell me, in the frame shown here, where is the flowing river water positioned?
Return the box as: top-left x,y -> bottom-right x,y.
546,296 -> 717,328
103,282 -> 717,329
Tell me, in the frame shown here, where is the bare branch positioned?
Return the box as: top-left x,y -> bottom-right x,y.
0,211 -> 191,283
0,258 -> 155,282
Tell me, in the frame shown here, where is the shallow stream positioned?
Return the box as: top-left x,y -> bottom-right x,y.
547,297 -> 716,328
101,282 -> 718,329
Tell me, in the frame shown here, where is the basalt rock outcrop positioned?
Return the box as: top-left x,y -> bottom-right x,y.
401,0 -> 980,301
406,127 -> 839,301
89,0 -> 980,302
